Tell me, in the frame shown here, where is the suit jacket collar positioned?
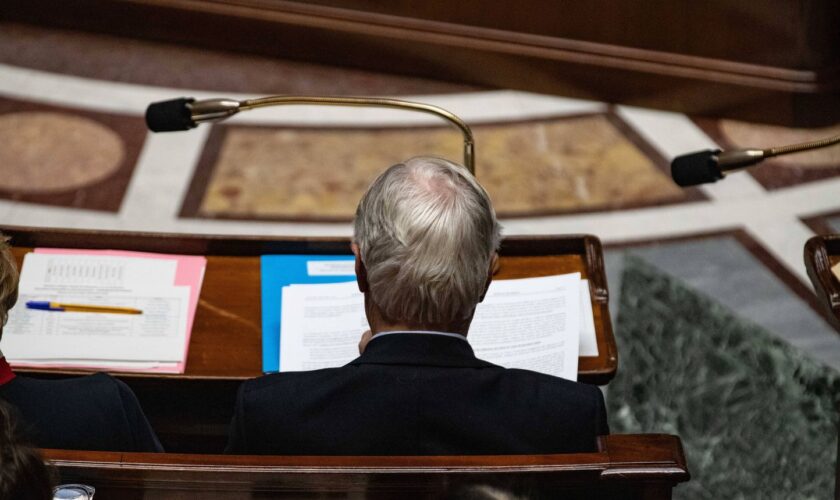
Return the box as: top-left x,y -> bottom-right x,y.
348,332 -> 497,369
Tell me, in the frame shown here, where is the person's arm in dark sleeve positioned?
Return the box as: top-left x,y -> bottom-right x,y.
115,378 -> 164,452
225,382 -> 247,454
595,386 -> 609,436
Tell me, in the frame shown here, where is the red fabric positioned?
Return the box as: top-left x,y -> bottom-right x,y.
0,357 -> 15,386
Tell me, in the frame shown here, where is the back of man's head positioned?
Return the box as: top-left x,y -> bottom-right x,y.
353,157 -> 501,329
0,234 -> 19,336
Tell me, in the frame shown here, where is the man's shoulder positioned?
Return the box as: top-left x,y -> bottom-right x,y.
6,372 -> 123,399
2,372 -> 162,452
496,367 -> 603,399
502,366 -> 590,384
4,372 -> 148,417
241,366 -> 353,396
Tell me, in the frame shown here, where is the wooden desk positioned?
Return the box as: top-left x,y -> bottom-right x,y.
2,226 -> 617,452
804,235 -> 840,332
44,434 -> 688,500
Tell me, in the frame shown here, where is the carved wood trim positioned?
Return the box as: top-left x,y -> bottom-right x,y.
123,0 -> 837,92
3,0 -> 839,124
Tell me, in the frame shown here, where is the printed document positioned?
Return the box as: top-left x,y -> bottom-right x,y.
280,281 -> 368,371
3,253 -> 191,367
469,273 -> 580,379
279,273 -> 585,380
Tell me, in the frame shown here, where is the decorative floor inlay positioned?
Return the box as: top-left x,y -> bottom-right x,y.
0,112 -> 124,192
802,210 -> 840,236
696,118 -> 840,190
183,112 -> 695,221
0,97 -> 145,212
828,215 -> 840,234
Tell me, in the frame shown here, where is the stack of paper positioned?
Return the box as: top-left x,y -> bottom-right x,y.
3,249 -> 206,374
469,273 -> 582,379
260,255 -> 358,373
278,272 -> 595,381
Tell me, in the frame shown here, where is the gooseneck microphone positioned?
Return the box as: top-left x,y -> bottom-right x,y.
145,98 -> 241,132
671,148 -> 765,187
671,134 -> 840,187
144,95 -> 477,174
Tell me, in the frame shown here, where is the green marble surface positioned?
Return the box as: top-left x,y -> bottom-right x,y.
608,256 -> 840,499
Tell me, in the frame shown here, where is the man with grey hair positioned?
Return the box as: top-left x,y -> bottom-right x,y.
353,156 -> 501,343
228,157 -> 608,455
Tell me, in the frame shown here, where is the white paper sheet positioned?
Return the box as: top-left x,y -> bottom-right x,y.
10,359 -> 182,370
579,279 -> 599,357
3,253 -> 190,364
17,253 -> 177,291
4,287 -> 190,362
279,281 -> 368,371
278,273 -> 585,380
306,260 -> 356,276
470,274 -> 581,380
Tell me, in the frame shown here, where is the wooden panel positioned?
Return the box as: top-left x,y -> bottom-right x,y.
43,434 -> 690,499
300,0 -> 840,68
1,225 -> 616,452
2,0 -> 838,125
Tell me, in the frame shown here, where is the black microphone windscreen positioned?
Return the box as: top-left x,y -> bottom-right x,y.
671,150 -> 723,187
145,97 -> 196,132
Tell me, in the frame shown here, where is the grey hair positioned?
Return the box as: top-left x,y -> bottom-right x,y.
353,156 -> 502,328
0,234 -> 19,332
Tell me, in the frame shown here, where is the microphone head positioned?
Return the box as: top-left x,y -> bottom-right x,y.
671,150 -> 723,187
145,97 -> 196,132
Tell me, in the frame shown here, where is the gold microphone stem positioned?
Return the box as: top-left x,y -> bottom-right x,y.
763,134 -> 840,159
240,96 -> 476,175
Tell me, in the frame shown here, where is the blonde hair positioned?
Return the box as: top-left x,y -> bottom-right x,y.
0,234 -> 19,331
353,157 -> 501,328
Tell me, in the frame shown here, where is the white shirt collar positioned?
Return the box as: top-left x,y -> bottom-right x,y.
373,330 -> 468,342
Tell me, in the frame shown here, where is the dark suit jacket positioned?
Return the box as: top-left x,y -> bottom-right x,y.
227,333 -> 608,455
0,371 -> 163,452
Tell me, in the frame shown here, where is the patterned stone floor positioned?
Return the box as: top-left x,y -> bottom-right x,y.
186,111 -> 688,221
1,22 -> 839,371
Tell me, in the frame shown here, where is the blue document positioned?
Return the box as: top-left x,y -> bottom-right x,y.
260,254 -> 356,372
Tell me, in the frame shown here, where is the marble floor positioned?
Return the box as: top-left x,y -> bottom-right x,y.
1,22 -> 839,369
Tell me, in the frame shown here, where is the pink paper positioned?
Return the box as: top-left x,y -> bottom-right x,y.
23,248 -> 207,374
9,360 -> 183,374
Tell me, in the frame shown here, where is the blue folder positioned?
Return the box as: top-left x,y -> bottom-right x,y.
260,254 -> 356,372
